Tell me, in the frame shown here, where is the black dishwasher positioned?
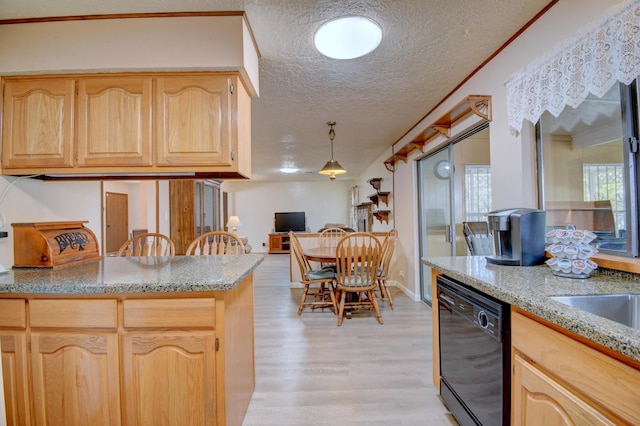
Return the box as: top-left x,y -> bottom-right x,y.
437,275 -> 510,426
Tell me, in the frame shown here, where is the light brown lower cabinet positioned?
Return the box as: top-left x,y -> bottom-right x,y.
121,332 -> 217,425
511,310 -> 640,425
0,276 -> 254,426
30,332 -> 121,425
0,333 -> 30,425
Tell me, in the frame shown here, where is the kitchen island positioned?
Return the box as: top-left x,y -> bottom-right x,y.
423,256 -> 640,425
0,254 -> 263,426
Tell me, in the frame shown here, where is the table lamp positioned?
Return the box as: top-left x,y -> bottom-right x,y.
226,215 -> 242,234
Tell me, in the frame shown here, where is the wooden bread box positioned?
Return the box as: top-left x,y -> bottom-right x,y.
12,221 -> 101,268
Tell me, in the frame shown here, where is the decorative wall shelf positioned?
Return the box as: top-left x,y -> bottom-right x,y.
372,210 -> 390,224
384,95 -> 491,172
368,178 -> 383,192
368,192 -> 390,207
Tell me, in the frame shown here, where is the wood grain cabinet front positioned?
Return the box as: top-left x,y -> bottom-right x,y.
0,333 -> 30,426
121,331 -> 217,426
30,332 -> 121,425
121,298 -> 217,425
0,300 -> 30,426
1,73 -> 252,178
76,76 -> 153,167
1,78 -> 75,169
28,299 -> 121,425
155,76 -> 232,166
0,281 -> 254,426
511,310 -> 640,425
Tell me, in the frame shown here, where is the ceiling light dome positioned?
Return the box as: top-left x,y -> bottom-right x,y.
314,16 -> 382,60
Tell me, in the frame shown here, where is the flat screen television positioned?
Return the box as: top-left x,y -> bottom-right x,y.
274,212 -> 306,233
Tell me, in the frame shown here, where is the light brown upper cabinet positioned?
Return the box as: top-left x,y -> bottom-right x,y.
156,76 -> 231,167
76,76 -> 153,167
1,78 -> 75,169
1,73 -> 251,179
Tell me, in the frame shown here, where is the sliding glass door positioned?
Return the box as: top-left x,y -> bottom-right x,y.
418,125 -> 491,304
418,147 -> 453,304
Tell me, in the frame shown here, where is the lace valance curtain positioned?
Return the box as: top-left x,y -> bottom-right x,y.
505,0 -> 640,134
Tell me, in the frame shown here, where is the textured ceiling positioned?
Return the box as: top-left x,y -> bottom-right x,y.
0,0 -> 553,181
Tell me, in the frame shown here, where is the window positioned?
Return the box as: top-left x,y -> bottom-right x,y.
583,163 -> 625,234
537,81 -> 639,257
465,165 -> 492,222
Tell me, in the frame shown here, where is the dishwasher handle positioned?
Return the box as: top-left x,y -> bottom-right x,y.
439,292 -> 455,307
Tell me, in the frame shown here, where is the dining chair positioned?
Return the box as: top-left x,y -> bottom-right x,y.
185,231 -> 245,255
116,232 -> 175,257
463,221 -> 493,256
334,232 -> 383,326
318,227 -> 348,270
377,229 -> 398,309
289,232 -> 338,315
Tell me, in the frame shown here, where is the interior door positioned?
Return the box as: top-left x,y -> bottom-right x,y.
418,147 -> 453,304
105,192 -> 129,254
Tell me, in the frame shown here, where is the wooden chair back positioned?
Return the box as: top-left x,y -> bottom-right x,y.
289,232 -> 314,281
379,229 -> 398,279
186,231 -> 245,255
116,233 -> 175,257
319,227 -> 348,249
335,232 -> 382,291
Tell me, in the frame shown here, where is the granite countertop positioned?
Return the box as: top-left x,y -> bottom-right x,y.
0,254 -> 264,295
422,256 -> 640,363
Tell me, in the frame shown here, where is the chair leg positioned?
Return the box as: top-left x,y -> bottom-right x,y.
384,284 -> 394,310
378,279 -> 394,310
337,290 -> 347,326
327,281 -> 338,315
377,279 -> 394,310
368,289 -> 383,324
298,285 -> 310,315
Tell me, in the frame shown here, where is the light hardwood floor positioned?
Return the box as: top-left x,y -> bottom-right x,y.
243,254 -> 456,425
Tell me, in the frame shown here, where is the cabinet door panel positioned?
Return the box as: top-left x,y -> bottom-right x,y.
122,332 -> 216,426
2,78 -> 74,168
156,76 -> 232,166
512,354 -> 619,425
512,311 -> 640,424
77,77 -> 152,166
1,334 -> 30,426
31,333 -> 121,426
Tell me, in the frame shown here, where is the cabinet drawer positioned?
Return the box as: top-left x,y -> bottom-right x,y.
123,298 -> 216,329
29,300 -> 117,329
0,299 -> 26,328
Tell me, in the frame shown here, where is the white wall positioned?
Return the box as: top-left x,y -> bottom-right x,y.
0,15 -> 260,96
357,149 -> 395,233
0,177 -> 102,266
221,179 -> 356,252
389,0 -> 624,299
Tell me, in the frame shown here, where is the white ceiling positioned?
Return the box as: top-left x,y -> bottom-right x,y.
0,0 -> 553,181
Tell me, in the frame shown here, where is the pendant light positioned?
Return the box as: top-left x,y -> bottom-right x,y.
319,121 -> 347,180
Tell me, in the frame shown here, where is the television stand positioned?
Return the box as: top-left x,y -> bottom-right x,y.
268,233 -> 290,254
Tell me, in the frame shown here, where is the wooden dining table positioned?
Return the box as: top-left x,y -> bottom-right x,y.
303,246 -> 337,263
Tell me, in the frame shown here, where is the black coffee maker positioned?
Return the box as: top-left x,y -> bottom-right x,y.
486,208 -> 546,266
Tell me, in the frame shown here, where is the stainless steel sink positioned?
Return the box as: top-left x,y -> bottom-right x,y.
549,294 -> 640,329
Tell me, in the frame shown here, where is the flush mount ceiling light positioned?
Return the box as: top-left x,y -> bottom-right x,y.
314,16 -> 382,60
279,167 -> 298,173
319,121 -> 347,180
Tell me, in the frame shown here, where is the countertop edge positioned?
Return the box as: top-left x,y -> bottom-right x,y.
422,256 -> 640,363
0,254 -> 265,295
